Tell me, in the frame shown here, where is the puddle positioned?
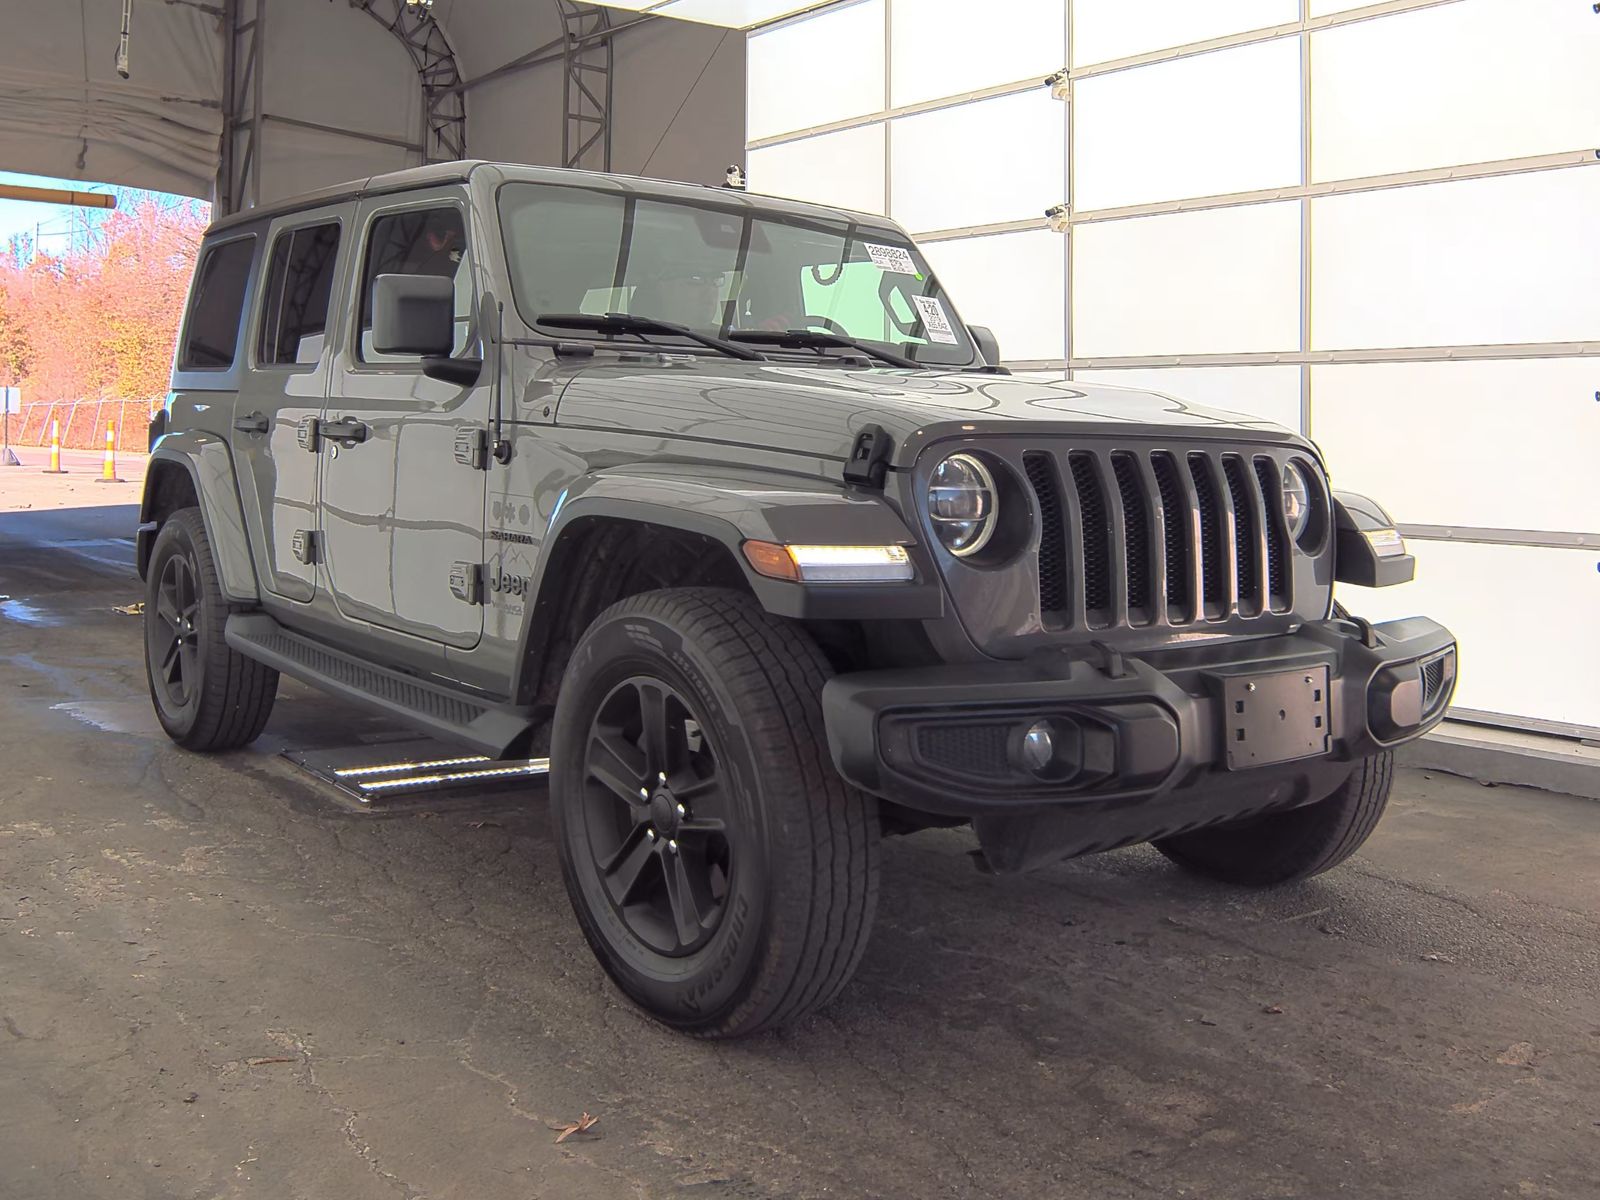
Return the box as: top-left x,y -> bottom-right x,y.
50,700 -> 164,737
0,597 -> 64,626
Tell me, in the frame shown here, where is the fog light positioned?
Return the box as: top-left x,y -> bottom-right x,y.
1013,717 -> 1086,782
1021,721 -> 1055,775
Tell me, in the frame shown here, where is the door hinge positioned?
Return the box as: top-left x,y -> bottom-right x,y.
297,416 -> 321,452
292,529 -> 321,565
454,427 -> 489,470
449,561 -> 485,605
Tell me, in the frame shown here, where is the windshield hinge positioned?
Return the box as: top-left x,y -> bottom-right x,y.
843,424 -> 894,490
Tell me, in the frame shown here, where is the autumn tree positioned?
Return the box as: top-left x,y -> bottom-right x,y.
0,278 -> 32,388
0,190 -> 208,406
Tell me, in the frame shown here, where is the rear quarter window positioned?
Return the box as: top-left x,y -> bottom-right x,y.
179,236 -> 256,370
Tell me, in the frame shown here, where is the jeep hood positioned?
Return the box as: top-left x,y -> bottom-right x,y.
553,361 -> 1302,468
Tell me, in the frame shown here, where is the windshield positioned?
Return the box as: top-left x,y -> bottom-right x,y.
497,181 -> 976,367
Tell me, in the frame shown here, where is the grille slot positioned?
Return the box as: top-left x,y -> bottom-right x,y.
1069,452 -> 1113,624
1421,653 -> 1454,714
1151,452 -> 1192,622
1253,456 -> 1290,609
1188,455 -> 1227,618
1222,456 -> 1261,615
1112,453 -> 1153,622
1024,452 -> 1068,626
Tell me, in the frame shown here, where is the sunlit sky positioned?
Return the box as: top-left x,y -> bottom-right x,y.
0,171 -> 204,253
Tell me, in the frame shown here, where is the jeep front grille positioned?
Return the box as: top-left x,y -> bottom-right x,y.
1022,447 -> 1296,631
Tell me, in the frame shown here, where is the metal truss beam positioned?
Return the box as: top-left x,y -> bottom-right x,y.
217,0 -> 468,214
558,0 -> 613,172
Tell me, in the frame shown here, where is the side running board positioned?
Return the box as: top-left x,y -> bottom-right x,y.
225,612 -> 534,759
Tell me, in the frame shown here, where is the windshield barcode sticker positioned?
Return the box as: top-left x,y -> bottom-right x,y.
913,296 -> 958,344
865,243 -> 918,275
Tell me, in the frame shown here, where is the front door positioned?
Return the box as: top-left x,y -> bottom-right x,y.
321,190 -> 489,649
232,205 -> 352,604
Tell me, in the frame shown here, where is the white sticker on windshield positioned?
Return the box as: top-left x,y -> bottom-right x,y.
865,242 -> 918,275
913,295 -> 958,344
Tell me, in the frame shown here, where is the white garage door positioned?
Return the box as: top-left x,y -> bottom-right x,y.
744,0 -> 1600,736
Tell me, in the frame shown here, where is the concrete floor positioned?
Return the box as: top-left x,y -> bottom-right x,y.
2,497 -> 1597,1200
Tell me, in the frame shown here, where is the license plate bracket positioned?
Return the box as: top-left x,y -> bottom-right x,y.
1221,666 -> 1331,770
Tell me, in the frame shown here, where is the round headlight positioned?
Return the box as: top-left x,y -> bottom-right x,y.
1281,461 -> 1312,541
928,452 -> 997,557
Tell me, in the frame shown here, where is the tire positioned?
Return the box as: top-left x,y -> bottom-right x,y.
549,587 -> 880,1038
1153,751 -> 1394,886
144,507 -> 279,751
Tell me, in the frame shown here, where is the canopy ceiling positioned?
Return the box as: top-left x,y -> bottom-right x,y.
0,0 -> 749,207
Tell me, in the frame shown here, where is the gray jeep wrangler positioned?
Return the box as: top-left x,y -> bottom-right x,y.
140,161 -> 1457,1037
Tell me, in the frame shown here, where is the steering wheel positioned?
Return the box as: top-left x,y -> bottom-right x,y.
796,314 -> 849,336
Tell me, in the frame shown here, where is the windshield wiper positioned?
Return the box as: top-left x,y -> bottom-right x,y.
726,328 -> 920,370
536,312 -> 767,362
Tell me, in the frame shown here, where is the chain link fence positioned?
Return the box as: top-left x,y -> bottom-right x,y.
12,400 -> 160,453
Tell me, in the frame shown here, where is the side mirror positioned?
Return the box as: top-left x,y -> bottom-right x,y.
372,273 -> 454,356
968,324 -> 1002,367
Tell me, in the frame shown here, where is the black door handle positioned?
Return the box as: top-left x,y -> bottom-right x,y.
321,417 -> 369,445
233,411 -> 268,436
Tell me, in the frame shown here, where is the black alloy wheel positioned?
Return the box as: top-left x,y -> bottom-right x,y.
147,548 -> 202,710
582,676 -> 734,956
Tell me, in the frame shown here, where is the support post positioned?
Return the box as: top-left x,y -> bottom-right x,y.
559,0 -> 614,172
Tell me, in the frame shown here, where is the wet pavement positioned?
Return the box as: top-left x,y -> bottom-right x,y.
1,503 -> 1597,1200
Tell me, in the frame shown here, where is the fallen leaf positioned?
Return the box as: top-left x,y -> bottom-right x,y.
1496,1042 -> 1537,1067
246,1056 -> 296,1066
112,603 -> 144,615
550,1112 -> 600,1143
183,1092 -> 199,1103
1197,1017 -> 1218,1027
1262,1004 -> 1284,1015
1421,952 -> 1456,964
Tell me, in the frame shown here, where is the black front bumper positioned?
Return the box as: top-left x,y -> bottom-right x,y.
823,615 -> 1456,850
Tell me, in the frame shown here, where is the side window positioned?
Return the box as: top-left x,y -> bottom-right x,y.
179,237 -> 254,369
357,206 -> 472,363
258,222 -> 341,366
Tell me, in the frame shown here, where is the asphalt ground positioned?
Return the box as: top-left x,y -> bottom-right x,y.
1,498 -> 1596,1200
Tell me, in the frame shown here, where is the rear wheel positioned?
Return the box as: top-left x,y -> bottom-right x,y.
549,587 -> 879,1038
1154,752 -> 1394,886
144,508 -> 278,750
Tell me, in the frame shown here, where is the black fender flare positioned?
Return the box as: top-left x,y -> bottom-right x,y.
1332,490 -> 1415,588
139,434 -> 260,602
508,472 -> 944,704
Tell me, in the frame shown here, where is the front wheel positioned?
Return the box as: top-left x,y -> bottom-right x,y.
1153,752 -> 1394,886
143,508 -> 278,751
549,588 -> 880,1038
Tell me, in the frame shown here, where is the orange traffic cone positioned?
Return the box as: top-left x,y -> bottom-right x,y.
43,418 -> 66,473
96,422 -> 124,483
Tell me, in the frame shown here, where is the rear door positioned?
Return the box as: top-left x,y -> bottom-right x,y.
320,188 -> 489,649
232,204 -> 351,603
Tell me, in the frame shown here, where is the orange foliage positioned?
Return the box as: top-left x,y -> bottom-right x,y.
0,192 -> 209,406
